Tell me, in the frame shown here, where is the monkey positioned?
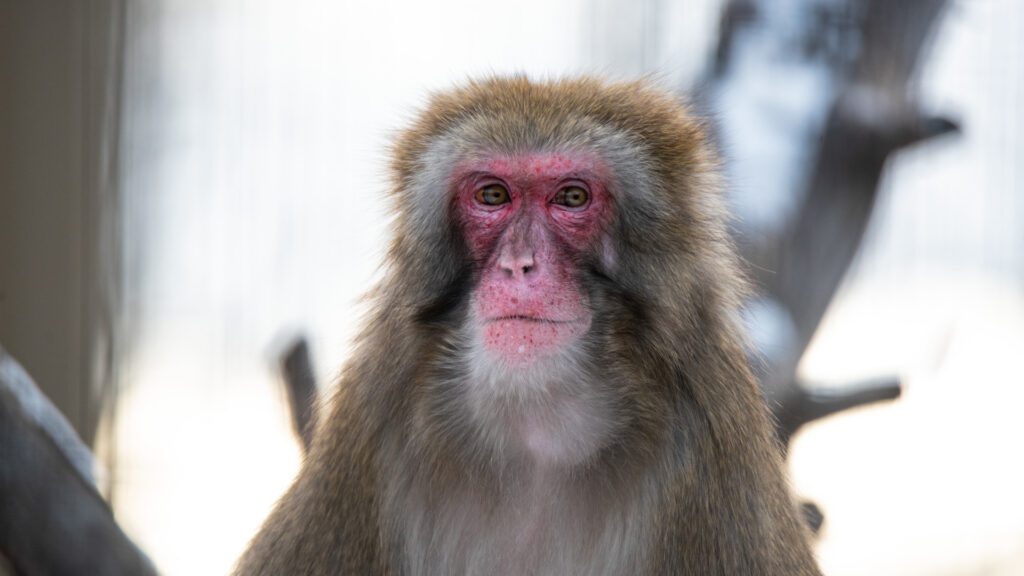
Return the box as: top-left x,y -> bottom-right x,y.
235,76 -> 821,576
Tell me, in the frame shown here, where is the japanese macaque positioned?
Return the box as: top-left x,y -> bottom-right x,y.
235,77 -> 820,575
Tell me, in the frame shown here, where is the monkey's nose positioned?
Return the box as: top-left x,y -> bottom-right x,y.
498,251 -> 536,279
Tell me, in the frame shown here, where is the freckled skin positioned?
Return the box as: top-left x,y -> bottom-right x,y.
454,153 -> 610,363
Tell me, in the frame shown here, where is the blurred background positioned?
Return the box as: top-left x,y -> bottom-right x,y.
1,0 -> 1022,574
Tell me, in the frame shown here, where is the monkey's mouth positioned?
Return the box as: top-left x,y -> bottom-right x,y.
488,315 -> 579,324
479,314 -> 591,361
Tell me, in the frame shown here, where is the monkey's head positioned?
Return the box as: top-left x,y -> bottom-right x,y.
381,76 -> 743,465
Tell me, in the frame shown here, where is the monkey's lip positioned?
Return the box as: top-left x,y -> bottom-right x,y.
480,313 -> 591,359
486,315 -> 581,324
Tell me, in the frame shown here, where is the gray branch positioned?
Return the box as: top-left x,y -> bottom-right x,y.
0,345 -> 155,576
279,337 -> 319,453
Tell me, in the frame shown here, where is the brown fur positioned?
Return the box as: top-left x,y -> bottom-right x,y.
235,76 -> 820,575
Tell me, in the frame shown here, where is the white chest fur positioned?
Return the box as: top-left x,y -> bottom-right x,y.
387,469 -> 652,576
384,351 -> 653,575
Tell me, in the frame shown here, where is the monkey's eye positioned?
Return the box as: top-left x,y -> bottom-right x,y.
552,185 -> 589,208
475,184 -> 510,206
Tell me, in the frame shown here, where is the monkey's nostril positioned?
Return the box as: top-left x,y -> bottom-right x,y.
498,253 -> 535,278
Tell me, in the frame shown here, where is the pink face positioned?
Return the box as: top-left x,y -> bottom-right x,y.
453,152 -> 612,363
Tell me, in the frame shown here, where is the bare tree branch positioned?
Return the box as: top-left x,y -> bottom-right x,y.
279,337 -> 319,453
0,345 -> 155,576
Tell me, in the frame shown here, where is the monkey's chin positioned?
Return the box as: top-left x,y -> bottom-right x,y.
480,317 -> 590,364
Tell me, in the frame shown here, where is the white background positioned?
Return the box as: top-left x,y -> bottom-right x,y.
111,1 -> 1024,574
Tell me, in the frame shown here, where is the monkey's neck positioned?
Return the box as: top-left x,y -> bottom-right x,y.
450,347 -> 625,471
373,334 -> 668,574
